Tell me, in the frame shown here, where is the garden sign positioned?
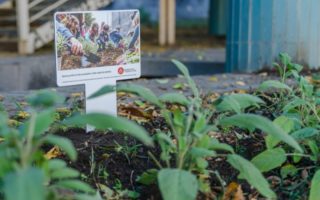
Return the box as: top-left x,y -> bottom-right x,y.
54,10 -> 141,131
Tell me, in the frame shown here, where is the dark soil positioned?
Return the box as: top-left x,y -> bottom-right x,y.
61,54 -> 81,70
55,123 -> 267,199
59,47 -> 139,70
50,93 -> 315,199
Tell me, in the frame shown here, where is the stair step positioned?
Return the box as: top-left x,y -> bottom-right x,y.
0,26 -> 17,37
0,8 -> 15,16
0,15 -> 16,26
0,38 -> 17,51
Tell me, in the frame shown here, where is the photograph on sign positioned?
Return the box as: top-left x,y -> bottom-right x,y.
54,10 -> 141,86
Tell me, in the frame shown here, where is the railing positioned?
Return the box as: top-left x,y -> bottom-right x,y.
15,0 -> 113,54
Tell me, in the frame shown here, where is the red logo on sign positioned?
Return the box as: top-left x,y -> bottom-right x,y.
118,67 -> 124,75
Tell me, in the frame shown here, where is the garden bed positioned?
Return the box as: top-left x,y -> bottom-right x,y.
1,55 -> 320,200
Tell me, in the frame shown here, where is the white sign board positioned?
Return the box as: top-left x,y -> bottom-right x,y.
54,10 -> 141,130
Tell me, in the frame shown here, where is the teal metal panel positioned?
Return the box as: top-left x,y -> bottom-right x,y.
227,0 -> 320,72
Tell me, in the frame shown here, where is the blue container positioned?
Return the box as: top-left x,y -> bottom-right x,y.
226,0 -> 320,72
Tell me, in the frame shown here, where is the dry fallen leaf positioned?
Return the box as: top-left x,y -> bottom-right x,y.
118,104 -> 153,123
236,81 -> 246,86
8,119 -> 20,127
56,107 -> 71,115
236,89 -> 247,94
223,182 -> 245,200
209,76 -> 218,82
16,111 -> 30,120
44,146 -> 62,160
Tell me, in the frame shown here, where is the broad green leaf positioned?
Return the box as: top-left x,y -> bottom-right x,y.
227,154 -> 276,199
44,135 -> 77,161
266,116 -> 294,149
27,90 -> 64,107
21,109 -> 55,136
309,170 -> 320,200
76,192 -> 103,200
171,59 -> 190,78
4,167 -> 45,200
159,93 -> 190,106
51,167 -> 80,179
219,114 -> 302,152
65,113 -> 153,146
155,132 -> 175,148
209,138 -> 234,153
283,98 -> 306,112
158,169 -> 198,200
258,80 -> 292,91
279,53 -> 291,66
215,95 -> 241,114
56,180 -> 94,193
193,116 -> 207,135
196,158 -> 208,169
117,83 -> 163,107
171,59 -> 199,97
308,140 -> 319,161
216,94 -> 265,114
190,147 -> 216,158
251,148 -> 286,172
280,164 -> 298,179
88,85 -> 115,99
47,159 -> 67,170
137,169 -> 158,185
291,128 -> 319,140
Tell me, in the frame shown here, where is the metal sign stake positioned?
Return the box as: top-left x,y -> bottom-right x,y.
85,79 -> 117,132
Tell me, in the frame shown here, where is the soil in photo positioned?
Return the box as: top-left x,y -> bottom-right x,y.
60,53 -> 82,70
60,47 -> 139,70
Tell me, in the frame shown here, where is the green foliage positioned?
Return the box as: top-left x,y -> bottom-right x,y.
0,90 -> 96,200
65,113 -> 153,146
219,114 -> 302,152
56,32 -> 67,56
227,154 -> 276,199
158,169 -> 198,200
89,60 -> 276,199
78,37 -> 98,55
215,93 -> 265,114
258,53 -> 320,199
251,148 -> 286,172
258,80 -> 292,92
309,170 -> 320,200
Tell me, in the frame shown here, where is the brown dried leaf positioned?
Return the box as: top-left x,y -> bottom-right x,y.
118,105 -> 153,123
209,76 -> 218,82
236,81 -> 246,86
16,111 -> 30,120
44,146 -> 62,160
223,182 -> 245,200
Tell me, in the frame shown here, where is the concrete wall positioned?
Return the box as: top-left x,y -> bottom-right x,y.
227,0 -> 320,72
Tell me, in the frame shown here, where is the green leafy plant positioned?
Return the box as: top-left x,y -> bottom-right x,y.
88,60 -> 303,199
257,53 -> 320,200
0,90 -> 97,200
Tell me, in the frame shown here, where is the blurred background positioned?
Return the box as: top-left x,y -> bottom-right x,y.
0,0 -> 319,90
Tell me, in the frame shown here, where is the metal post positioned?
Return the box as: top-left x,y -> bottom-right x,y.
159,0 -> 167,46
167,0 -> 176,45
16,0 -> 31,54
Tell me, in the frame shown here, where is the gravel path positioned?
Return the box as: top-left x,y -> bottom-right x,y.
0,73 -> 274,115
